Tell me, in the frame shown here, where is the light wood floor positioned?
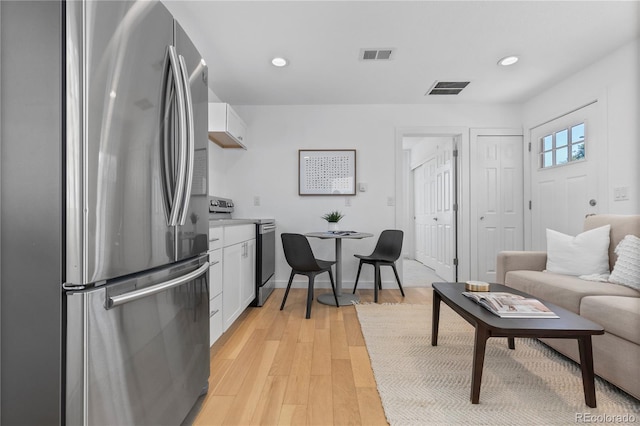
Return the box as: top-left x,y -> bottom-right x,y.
192,286 -> 433,426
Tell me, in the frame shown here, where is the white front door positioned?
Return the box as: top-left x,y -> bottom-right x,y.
472,133 -> 524,282
530,103 -> 601,250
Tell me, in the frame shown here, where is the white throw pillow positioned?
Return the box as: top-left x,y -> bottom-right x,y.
546,225 -> 610,276
609,235 -> 640,290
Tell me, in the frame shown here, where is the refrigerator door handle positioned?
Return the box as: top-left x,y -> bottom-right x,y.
160,47 -> 175,225
167,45 -> 188,227
177,54 -> 195,225
107,261 -> 209,308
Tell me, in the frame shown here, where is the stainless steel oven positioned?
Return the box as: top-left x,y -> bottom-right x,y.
254,220 -> 276,306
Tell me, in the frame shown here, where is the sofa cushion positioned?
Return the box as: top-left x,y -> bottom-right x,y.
546,225 -> 610,275
504,270 -> 640,313
583,214 -> 640,271
609,234 -> 640,290
580,296 -> 640,346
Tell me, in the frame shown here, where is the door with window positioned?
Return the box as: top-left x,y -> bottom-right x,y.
530,104 -> 601,250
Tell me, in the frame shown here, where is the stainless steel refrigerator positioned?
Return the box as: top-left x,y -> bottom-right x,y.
1,1 -> 210,424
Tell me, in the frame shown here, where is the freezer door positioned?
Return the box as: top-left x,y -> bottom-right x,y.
66,255 -> 210,426
67,1 -> 178,285
174,22 -> 210,261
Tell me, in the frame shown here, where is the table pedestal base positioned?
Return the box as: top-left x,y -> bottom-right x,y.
317,292 -> 360,306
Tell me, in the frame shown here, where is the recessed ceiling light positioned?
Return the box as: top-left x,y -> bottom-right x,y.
271,57 -> 288,67
498,55 -> 519,66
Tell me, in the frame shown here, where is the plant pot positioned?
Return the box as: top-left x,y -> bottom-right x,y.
328,222 -> 339,232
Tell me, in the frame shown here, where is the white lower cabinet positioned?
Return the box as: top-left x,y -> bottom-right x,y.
209,249 -> 222,297
222,224 -> 256,331
209,293 -> 223,346
241,239 -> 256,308
208,247 -> 223,346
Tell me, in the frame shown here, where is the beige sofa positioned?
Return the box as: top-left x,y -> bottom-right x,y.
496,214 -> 640,401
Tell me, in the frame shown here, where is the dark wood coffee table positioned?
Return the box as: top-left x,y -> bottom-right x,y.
431,282 -> 604,407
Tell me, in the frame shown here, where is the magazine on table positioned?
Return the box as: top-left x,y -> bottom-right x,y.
462,291 -> 559,318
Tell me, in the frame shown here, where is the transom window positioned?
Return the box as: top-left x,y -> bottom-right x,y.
539,122 -> 585,168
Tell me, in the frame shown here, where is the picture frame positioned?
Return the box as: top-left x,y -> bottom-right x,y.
298,149 -> 356,196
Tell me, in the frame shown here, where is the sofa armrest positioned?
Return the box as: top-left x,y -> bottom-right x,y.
496,251 -> 547,284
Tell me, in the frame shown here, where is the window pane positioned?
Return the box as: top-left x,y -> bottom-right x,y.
572,142 -> 585,160
556,129 -> 568,147
571,123 -> 585,143
542,135 -> 553,151
543,151 -> 553,168
556,147 -> 568,164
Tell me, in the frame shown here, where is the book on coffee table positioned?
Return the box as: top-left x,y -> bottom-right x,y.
462,291 -> 559,318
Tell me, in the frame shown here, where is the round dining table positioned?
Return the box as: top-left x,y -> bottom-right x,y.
305,231 -> 373,306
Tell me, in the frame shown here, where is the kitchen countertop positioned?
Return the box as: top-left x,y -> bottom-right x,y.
209,218 -> 256,227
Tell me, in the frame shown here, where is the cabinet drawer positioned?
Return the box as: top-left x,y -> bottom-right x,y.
224,224 -> 255,247
209,226 -> 223,251
209,249 -> 222,297
209,294 -> 223,347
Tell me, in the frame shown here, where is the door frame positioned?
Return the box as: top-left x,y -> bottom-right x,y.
395,126 -> 468,281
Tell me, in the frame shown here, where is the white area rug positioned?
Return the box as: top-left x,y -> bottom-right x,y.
355,302 -> 640,426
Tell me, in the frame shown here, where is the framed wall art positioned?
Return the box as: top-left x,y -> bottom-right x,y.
298,149 -> 356,195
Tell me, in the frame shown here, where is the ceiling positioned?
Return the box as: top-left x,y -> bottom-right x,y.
163,1 -> 640,106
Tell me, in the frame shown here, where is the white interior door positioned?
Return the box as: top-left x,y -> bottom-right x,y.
425,158 -> 438,270
414,159 -> 438,269
434,142 -> 455,281
530,104 -> 601,250
411,138 -> 457,281
413,164 -> 428,265
473,134 -> 524,282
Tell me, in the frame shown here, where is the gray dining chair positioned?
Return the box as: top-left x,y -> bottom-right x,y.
280,233 -> 340,318
352,229 -> 405,303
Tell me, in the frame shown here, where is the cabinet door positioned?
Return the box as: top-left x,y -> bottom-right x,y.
222,243 -> 243,331
209,293 -> 223,346
209,249 -> 222,298
241,239 -> 256,308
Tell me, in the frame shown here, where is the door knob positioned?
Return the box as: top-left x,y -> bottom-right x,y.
589,199 -> 597,206
480,216 -> 485,220
433,218 -> 438,221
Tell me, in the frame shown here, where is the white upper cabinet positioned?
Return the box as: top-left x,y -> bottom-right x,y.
208,103 -> 247,149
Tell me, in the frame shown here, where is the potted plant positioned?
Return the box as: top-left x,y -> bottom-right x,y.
190,212 -> 199,233
322,210 -> 345,232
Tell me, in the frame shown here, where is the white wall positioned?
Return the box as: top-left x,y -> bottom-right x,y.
212,104 -> 521,288
207,142 -> 227,196
408,136 -> 451,169
522,38 -> 640,216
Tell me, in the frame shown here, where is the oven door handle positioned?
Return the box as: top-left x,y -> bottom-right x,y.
260,224 -> 276,233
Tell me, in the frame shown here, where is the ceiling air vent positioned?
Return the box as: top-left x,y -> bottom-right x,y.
360,48 -> 394,61
426,81 -> 470,96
